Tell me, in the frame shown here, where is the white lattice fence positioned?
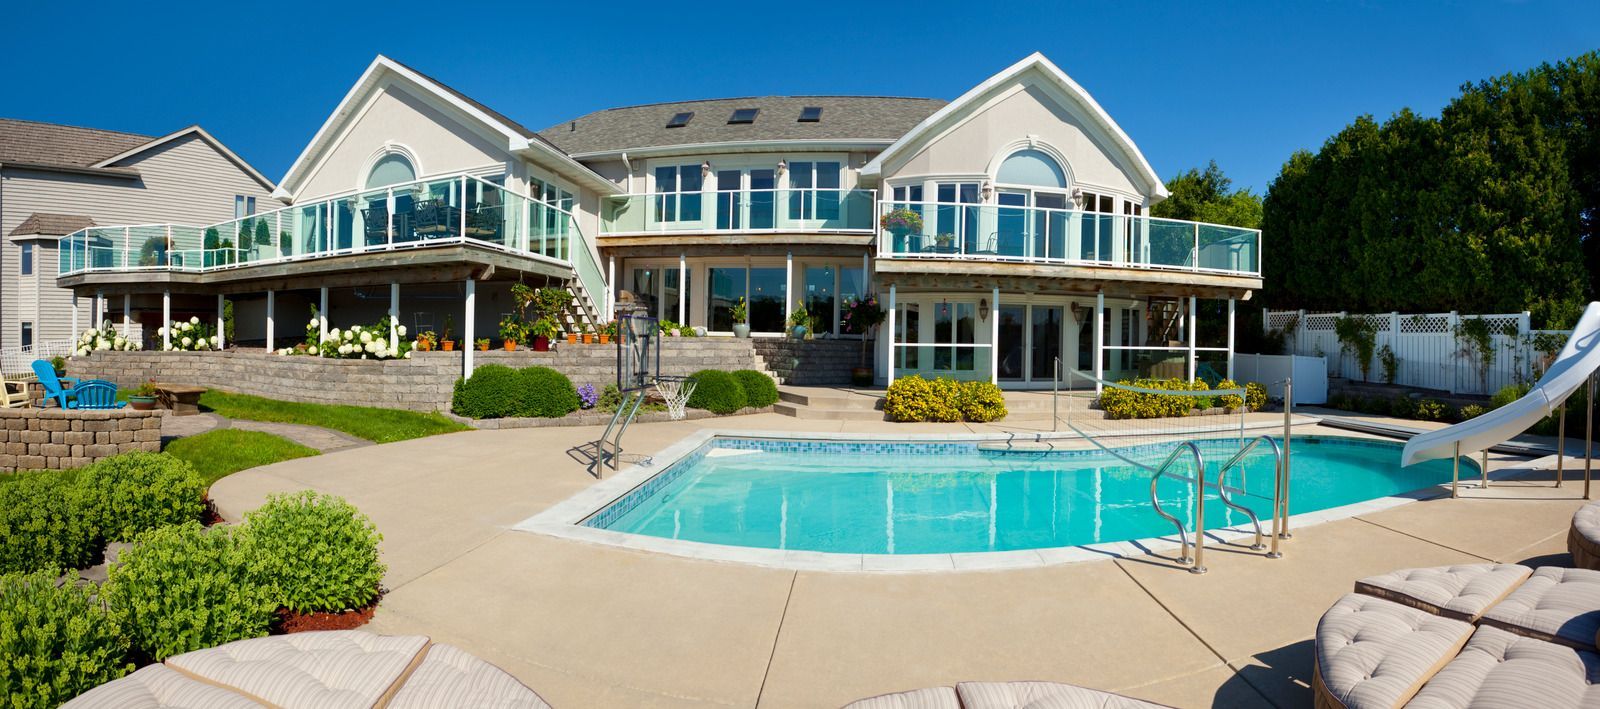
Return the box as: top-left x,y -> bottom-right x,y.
1264,309 -> 1566,395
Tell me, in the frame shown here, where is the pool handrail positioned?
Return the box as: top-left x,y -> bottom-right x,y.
1212,434 -> 1281,554
1148,440 -> 1208,574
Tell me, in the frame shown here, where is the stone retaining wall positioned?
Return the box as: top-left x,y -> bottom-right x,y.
0,408 -> 163,472
753,338 -> 868,385
66,339 -> 781,412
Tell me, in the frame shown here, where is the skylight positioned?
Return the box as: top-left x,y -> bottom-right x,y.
798,106 -> 823,122
666,112 -> 693,128
728,108 -> 759,124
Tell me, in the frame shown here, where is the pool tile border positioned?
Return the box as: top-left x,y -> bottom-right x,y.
512,422 -> 1516,574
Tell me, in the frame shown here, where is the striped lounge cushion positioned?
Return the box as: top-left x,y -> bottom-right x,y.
1314,594 -> 1474,708
1354,564 -> 1531,621
1408,625 -> 1600,708
163,630 -> 429,709
386,642 -> 551,709
1480,567 -> 1600,651
955,680 -> 1170,708
62,664 -> 264,708
842,686 -> 961,709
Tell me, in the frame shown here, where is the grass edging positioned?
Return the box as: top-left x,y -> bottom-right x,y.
445,405 -> 775,429
198,390 -> 468,443
163,429 -> 319,487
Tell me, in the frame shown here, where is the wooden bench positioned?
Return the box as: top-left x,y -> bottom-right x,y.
153,384 -> 206,416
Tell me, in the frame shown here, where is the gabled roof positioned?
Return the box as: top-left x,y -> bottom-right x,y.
9,212 -> 95,237
539,96 -> 947,157
273,56 -> 618,201
861,53 -> 1169,200
92,125 -> 275,191
0,118 -> 151,168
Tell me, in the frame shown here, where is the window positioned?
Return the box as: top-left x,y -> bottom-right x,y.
728,108 -> 759,124
798,106 -> 823,122
787,161 -> 841,221
936,182 -> 981,251
933,301 -> 977,372
706,267 -> 785,332
365,153 -> 416,189
234,195 -> 256,219
19,243 -> 32,276
19,322 -> 31,350
804,266 -> 836,334
666,112 -> 694,128
653,165 -> 703,223
997,149 -> 1067,188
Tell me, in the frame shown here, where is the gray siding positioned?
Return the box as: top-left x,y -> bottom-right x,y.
0,132 -> 273,346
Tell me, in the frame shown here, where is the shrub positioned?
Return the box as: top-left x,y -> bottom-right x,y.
0,569 -> 132,706
1414,399 -> 1450,422
514,366 -> 580,418
1214,379 -> 1246,412
686,370 -> 748,414
732,370 -> 779,408
1097,378 -> 1208,419
240,491 -> 384,615
451,364 -> 521,418
0,474 -> 94,574
1245,382 -> 1269,411
883,376 -> 962,422
1459,404 -> 1489,420
1491,383 -> 1529,409
75,451 -> 206,544
958,381 -> 1007,422
106,522 -> 275,661
1389,396 -> 1416,419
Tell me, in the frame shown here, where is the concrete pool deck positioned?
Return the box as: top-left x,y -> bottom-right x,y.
209,412 -> 1592,708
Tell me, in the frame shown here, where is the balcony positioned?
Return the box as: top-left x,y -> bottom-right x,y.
57,172 -> 608,307
876,201 -> 1261,278
600,188 -> 876,236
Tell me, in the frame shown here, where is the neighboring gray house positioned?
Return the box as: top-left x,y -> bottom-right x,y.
0,118 -> 275,347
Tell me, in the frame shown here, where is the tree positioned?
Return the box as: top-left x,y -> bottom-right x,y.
1151,161 -> 1263,229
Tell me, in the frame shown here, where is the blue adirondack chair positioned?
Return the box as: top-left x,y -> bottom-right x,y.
31,359 -> 78,408
67,380 -> 124,410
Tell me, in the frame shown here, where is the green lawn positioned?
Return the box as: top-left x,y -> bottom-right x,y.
163,429 -> 319,487
197,390 -> 468,443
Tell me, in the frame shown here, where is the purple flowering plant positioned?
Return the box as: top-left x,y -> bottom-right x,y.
577,383 -> 598,410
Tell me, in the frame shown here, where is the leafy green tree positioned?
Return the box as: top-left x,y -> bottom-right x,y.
1151,161 -> 1262,229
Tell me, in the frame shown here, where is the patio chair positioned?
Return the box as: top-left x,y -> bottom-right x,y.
66,380 -> 125,410
361,205 -> 389,246
0,377 -> 30,408
31,359 -> 77,408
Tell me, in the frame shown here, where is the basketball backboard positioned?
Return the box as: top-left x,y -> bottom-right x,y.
617,315 -> 659,392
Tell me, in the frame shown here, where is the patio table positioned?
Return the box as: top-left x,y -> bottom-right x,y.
153,384 -> 207,416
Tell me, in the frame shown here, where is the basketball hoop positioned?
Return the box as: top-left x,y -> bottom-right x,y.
654,375 -> 697,420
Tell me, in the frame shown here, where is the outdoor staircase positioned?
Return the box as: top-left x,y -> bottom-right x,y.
1147,297 -> 1184,345
560,273 -> 604,335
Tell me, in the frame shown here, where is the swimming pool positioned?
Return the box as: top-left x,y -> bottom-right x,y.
582,436 -> 1469,555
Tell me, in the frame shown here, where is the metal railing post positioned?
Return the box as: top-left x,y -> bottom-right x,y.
1587,374 -> 1595,500
1559,404 -> 1568,488
1278,377 -> 1293,540
1482,450 -> 1490,488
1452,441 -> 1461,498
1191,455 -> 1208,574
1053,357 -> 1060,433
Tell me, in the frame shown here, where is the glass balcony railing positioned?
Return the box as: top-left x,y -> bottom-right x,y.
875,201 -> 1261,276
57,170 -> 611,329
600,188 -> 876,235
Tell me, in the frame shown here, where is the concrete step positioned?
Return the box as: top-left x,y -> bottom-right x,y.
772,403 -> 888,421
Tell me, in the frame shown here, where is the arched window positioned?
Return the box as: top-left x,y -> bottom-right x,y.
365,153 -> 416,189
996,148 -> 1066,188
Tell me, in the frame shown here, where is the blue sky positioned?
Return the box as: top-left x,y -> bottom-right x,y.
7,1 -> 1599,193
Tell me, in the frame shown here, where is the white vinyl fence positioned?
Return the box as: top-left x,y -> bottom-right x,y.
1232,353 -> 1328,404
1264,310 -> 1569,396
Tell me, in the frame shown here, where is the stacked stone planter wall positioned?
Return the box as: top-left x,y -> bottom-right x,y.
0,407 -> 163,472
752,339 -> 866,386
66,339 -> 779,413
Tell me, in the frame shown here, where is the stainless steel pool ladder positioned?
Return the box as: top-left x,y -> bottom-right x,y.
1148,441 -> 1209,574
1212,435 -> 1283,555
591,390 -> 646,477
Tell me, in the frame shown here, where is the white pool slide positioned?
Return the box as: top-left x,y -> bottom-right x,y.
1402,302 -> 1600,466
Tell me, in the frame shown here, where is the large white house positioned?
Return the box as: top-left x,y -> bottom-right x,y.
55,53 -> 1260,387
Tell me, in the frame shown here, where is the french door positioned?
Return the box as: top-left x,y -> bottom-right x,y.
997,303 -> 1064,383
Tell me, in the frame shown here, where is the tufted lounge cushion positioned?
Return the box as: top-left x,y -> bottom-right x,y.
1480,567 -> 1600,651
955,681 -> 1169,708
62,664 -> 264,708
1407,625 -> 1600,708
1571,501 -> 1600,571
163,630 -> 429,709
386,642 -> 551,709
842,686 -> 961,709
1355,564 -> 1531,621
1313,594 -> 1474,709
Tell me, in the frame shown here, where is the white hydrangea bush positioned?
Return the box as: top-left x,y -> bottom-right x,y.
74,320 -> 143,356
277,315 -> 413,360
158,316 -> 220,352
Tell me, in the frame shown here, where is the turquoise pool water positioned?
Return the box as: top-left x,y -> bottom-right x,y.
589,436 -> 1468,555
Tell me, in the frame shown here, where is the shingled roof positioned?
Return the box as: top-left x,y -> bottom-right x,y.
0,118 -> 152,169
8,212 -> 95,237
539,96 -> 947,155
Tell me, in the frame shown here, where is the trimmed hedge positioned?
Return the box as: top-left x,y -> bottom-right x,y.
1245,382 -> 1269,411
732,370 -> 779,409
687,370 -> 747,414
0,474 -> 94,574
452,365 -> 579,419
0,569 -> 132,707
241,491 -> 385,615
884,376 -> 1008,423
75,451 -> 206,543
106,522 -> 276,661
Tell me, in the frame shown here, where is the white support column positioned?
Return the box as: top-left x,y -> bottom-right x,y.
990,286 -> 1000,384
607,255 -> 616,319
161,291 -> 170,350
1226,297 -> 1236,381
94,290 -> 103,327
122,294 -> 131,333
216,294 -> 226,350
1093,291 -> 1105,393
463,280 -> 476,378
678,253 -> 687,324
388,282 -> 400,353
886,284 -> 897,386
860,252 -> 869,293
318,287 -> 329,357
71,293 -> 80,338
265,290 -> 275,352
1187,296 -> 1198,382
784,251 -> 794,319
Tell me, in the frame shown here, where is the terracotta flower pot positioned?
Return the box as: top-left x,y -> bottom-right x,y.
533,336 -> 551,352
566,334 -> 578,345
583,334 -> 594,344
477,342 -> 490,351
598,334 -> 610,344
503,341 -> 517,351
441,340 -> 455,352
128,395 -> 157,411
